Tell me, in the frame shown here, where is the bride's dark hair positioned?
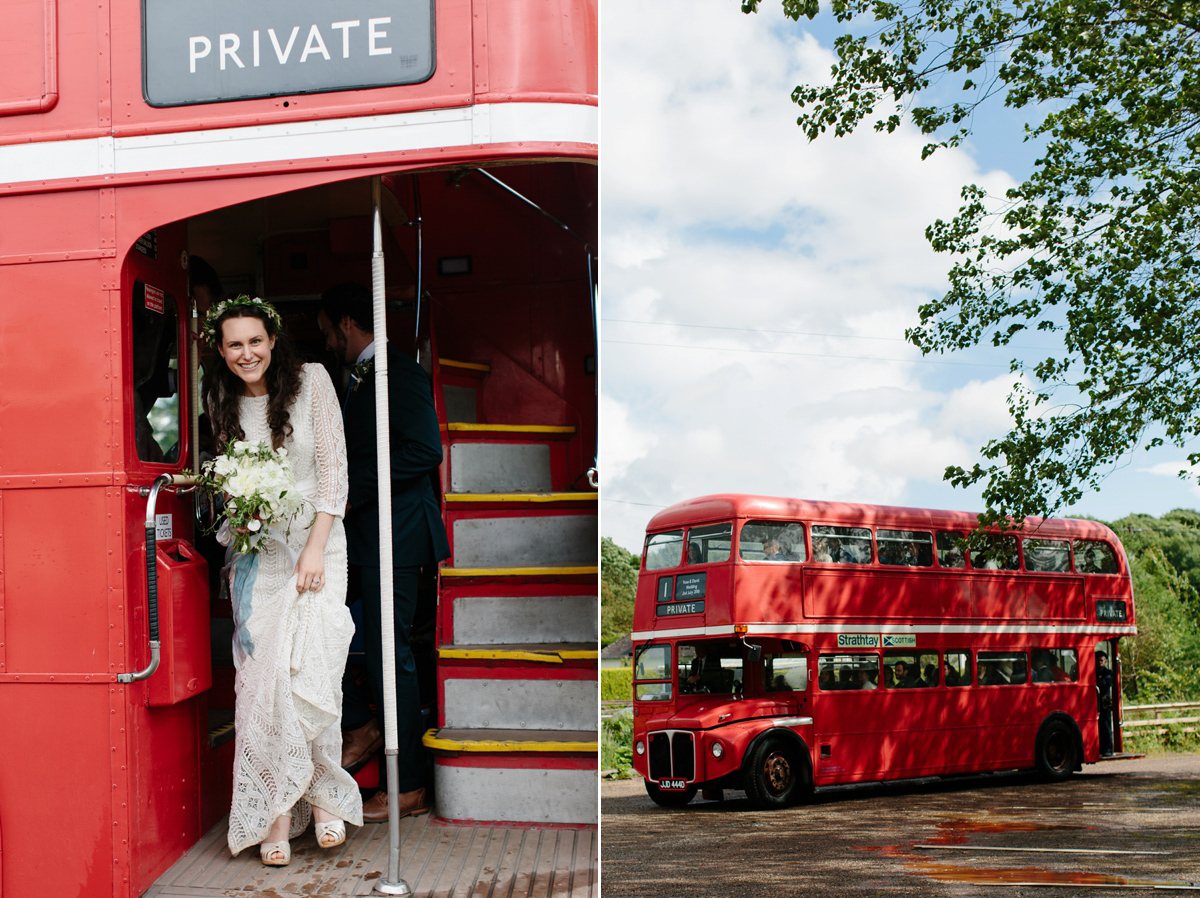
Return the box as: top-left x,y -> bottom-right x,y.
204,307 -> 303,450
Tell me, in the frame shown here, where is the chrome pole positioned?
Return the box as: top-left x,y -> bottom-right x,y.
371,175 -> 410,897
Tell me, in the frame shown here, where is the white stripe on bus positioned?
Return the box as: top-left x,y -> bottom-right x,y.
634,623 -> 1138,640
0,101 -> 597,187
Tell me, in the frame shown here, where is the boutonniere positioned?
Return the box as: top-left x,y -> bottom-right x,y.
351,357 -> 374,390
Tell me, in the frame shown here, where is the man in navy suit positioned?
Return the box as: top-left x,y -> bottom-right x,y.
317,283 -> 451,821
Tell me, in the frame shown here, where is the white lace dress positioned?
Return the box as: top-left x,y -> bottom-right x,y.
225,362 -> 363,856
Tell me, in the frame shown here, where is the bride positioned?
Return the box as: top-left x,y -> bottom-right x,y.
203,296 -> 363,865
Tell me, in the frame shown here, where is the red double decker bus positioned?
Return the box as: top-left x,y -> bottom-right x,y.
630,495 -> 1135,808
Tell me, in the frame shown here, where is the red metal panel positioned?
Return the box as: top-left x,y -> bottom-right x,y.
1,487 -> 110,672
478,0 -> 597,104
0,0 -> 58,116
0,684 -> 115,898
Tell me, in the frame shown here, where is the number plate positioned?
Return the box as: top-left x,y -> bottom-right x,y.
659,778 -> 688,790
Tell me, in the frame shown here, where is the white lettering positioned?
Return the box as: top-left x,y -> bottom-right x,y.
330,20 -> 361,59
268,26 -> 300,64
369,17 -> 392,55
252,30 -> 260,67
300,24 -> 331,62
219,33 -> 244,70
188,36 -> 211,74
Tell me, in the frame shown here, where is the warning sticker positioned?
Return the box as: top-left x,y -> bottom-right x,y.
144,283 -> 165,314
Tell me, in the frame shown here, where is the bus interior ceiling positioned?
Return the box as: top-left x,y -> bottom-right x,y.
186,161 -> 596,437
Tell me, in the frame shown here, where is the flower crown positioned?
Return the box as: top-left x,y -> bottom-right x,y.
203,295 -> 284,347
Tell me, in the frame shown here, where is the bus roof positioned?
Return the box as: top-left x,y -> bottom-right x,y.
645,494 -> 1120,542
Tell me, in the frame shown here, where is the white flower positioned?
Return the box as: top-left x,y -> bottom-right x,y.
247,518 -> 262,532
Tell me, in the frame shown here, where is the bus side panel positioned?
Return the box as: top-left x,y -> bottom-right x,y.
1026,576 -> 1084,620
813,693 -> 888,783
481,0 -> 597,102
971,573 -> 1026,619
1,488 -> 110,670
804,570 -> 882,619
0,254 -> 115,478
130,699 -> 206,895
951,687 -> 1030,769
0,684 -> 115,898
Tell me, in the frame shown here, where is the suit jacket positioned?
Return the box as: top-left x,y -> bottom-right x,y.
342,344 -> 451,569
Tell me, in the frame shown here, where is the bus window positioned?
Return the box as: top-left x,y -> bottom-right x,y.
679,640 -> 741,694
634,644 -> 673,701
740,521 -> 806,562
1075,539 -> 1119,574
1024,538 -> 1071,572
1033,648 -> 1078,682
644,530 -> 684,571
812,524 -> 872,564
131,279 -> 183,463
978,651 -> 1028,685
971,534 -> 1019,571
885,651 -> 938,688
687,523 -> 732,564
763,651 -> 809,692
944,651 -> 971,687
818,654 -> 879,690
877,530 -> 934,566
937,531 -> 967,568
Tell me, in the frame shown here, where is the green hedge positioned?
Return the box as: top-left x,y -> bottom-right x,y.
601,667 -> 633,701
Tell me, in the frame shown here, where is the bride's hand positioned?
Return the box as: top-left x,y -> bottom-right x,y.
294,544 -> 326,593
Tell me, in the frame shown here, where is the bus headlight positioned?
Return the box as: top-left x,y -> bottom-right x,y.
711,741 -> 725,760
635,740 -> 645,756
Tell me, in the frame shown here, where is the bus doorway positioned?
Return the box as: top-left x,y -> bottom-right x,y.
117,161 -> 596,891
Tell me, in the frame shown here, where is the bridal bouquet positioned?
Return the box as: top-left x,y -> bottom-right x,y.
200,440 -> 306,554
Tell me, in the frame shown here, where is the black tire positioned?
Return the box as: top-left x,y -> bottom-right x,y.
744,736 -> 808,809
1036,718 -> 1078,781
644,780 -> 697,807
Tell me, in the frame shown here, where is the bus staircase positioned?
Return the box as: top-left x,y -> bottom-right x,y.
424,353 -> 599,825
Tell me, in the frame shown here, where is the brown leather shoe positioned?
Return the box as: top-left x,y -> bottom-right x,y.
361,787 -> 429,822
340,720 -> 383,774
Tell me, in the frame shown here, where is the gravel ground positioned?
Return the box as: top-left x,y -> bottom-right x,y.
600,755 -> 1200,897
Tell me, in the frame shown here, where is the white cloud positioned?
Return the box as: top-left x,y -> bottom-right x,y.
598,1 -> 1182,551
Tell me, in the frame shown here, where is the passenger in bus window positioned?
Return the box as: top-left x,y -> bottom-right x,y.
944,658 -> 961,686
813,538 -> 833,562
892,660 -> 919,688
762,538 -> 785,561
923,663 -> 939,687
688,541 -> 703,564
857,668 -> 877,690
937,531 -> 966,568
818,668 -> 836,690
205,296 -> 362,864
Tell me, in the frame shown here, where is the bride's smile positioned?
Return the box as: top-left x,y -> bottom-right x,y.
219,316 -> 276,396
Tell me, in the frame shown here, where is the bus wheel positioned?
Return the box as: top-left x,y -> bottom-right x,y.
644,780 -> 697,808
744,737 -> 806,809
1036,719 -> 1077,781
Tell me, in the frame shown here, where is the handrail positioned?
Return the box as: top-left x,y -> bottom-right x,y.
117,473 -> 200,684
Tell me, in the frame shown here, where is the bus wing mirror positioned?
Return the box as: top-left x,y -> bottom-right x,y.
745,642 -> 762,663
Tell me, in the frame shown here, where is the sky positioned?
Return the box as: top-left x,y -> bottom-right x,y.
599,0 -> 1200,553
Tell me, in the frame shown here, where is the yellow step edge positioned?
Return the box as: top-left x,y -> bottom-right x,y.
439,647 -> 599,663
441,565 -> 598,578
442,423 -> 576,434
444,492 -> 597,503
422,729 -> 598,754
439,358 -> 491,373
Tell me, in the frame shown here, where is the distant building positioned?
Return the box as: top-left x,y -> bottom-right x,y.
601,633 -> 632,669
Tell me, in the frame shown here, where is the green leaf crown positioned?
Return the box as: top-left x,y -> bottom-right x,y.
203,295 -> 284,347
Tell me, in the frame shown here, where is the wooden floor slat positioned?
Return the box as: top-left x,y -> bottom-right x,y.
144,815 -> 597,898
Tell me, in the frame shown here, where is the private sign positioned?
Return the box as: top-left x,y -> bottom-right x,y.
143,0 -> 435,107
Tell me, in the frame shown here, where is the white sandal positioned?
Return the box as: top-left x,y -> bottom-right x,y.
315,818 -> 346,849
260,840 -> 291,866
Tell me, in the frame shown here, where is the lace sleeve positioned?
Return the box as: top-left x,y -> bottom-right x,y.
306,364 -> 349,518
